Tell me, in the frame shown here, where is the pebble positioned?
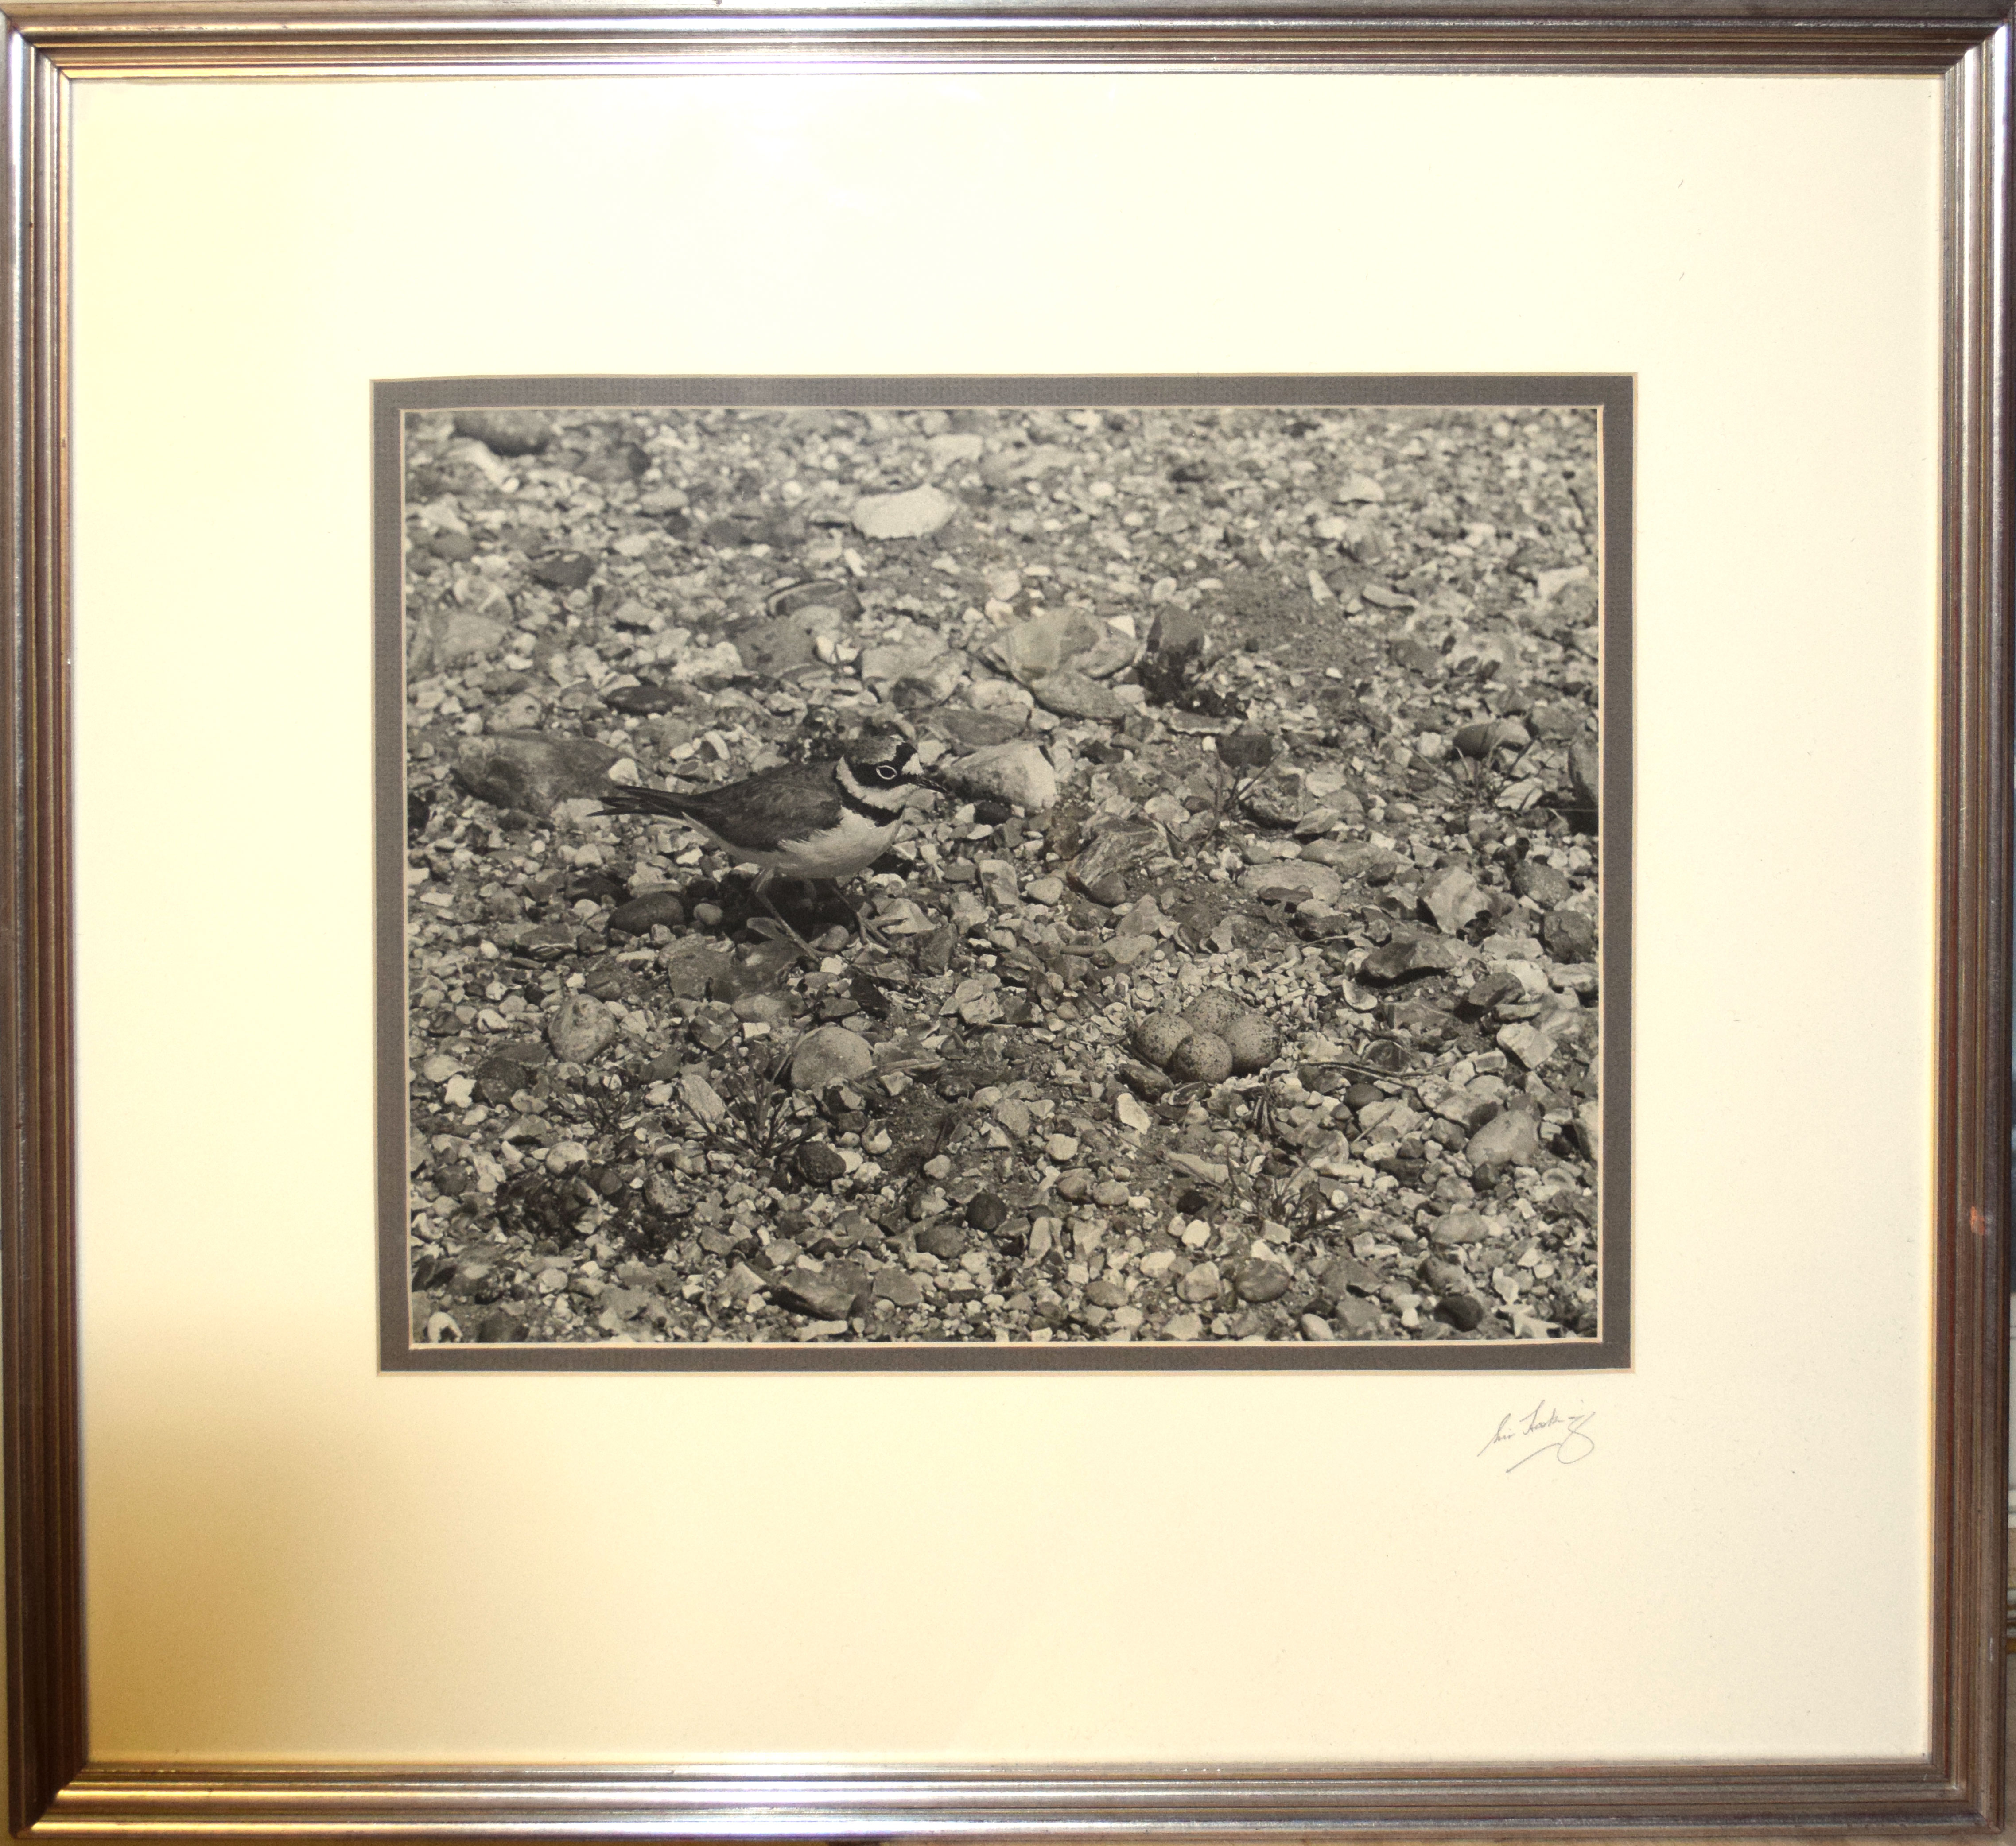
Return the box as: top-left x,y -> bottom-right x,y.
1422,866 -> 1492,936
548,995 -> 616,1062
1070,821 -> 1163,891
451,409 -> 552,457
772,1264 -> 867,1321
950,740 -> 1056,812
1429,1209 -> 1494,1246
1033,668 -> 1127,721
853,485 -> 958,540
915,1221 -> 967,1260
1465,1108 -> 1542,1168
874,1271 -> 924,1308
1569,737 -> 1600,809
1235,1261 -> 1292,1304
455,732 -> 622,814
1304,840 -> 1400,883
1047,1134 -> 1080,1161
967,1192 -> 1009,1232
1115,1094 -> 1153,1132
608,889 -> 685,935
1542,909 -> 1597,962
1237,861 -> 1343,905
1162,1311 -> 1204,1341
1027,875 -> 1065,905
789,1024 -> 875,1092
995,1100 -> 1033,1140
1091,1181 -> 1131,1208
1496,1023 -> 1557,1070
1300,1314 -> 1336,1342
1333,1296 -> 1382,1337
1439,1293 -> 1488,1331
1178,1262 -> 1222,1304
1056,1168 -> 1094,1201
1359,932 -> 1463,983
1511,859 -> 1573,905
795,1142 -> 849,1187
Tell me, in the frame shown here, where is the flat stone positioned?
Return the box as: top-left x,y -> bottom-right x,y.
455,731 -> 621,814
1032,669 -> 1127,721
1496,1023 -> 1558,1070
1466,1108 -> 1542,1169
1422,866 -> 1492,936
1510,859 -> 1573,905
608,889 -> 686,935
451,409 -> 552,457
1235,1260 -> 1293,1304
409,607 -> 507,674
1238,860 -> 1343,905
1359,932 -> 1463,984
935,708 -> 1025,750
949,740 -> 1056,812
790,1025 -> 875,1091
1542,909 -> 1598,963
854,485 -> 958,540
1429,1209 -> 1494,1247
1071,821 -> 1164,892
724,608 -> 844,676
1301,840 -> 1400,884
548,995 -> 616,1063
771,1264 -> 869,1321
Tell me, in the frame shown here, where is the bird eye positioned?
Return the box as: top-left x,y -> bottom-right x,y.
876,764 -> 898,781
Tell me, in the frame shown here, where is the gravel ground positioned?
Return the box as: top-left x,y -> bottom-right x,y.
400,399 -> 1604,1351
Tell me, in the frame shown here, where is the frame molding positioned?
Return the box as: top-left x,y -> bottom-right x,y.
3,7 -> 2008,1837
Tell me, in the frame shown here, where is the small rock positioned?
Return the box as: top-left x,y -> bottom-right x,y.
1177,1262 -> 1222,1304
1333,1296 -> 1382,1337
1303,840 -> 1400,883
1162,1311 -> 1205,1341
1569,737 -> 1600,810
949,740 -> 1056,812
608,889 -> 686,935
928,432 -> 985,468
1027,875 -> 1066,905
1337,473 -> 1385,503
1422,866 -> 1492,936
1542,909 -> 1597,963
874,1271 -> 924,1307
1168,1032 -> 1233,1084
1238,861 -> 1343,905
1057,1169 -> 1094,1201
1070,821 -> 1164,892
1466,1109 -> 1541,1168
853,485 -> 958,540
1429,1209 -> 1494,1246
725,609 -> 843,677
915,1221 -> 967,1260
1510,859 -> 1573,905
408,607 -> 507,674
1080,872 -> 1126,907
1091,1180 -> 1131,1207
1032,669 -> 1127,721
966,1192 -> 1009,1232
1358,932 -> 1464,984
936,707 -> 1025,749
548,994 -> 616,1062
790,1024 -> 875,1091
795,1142 -> 849,1187
1439,1294 -> 1488,1331
1235,1260 -> 1292,1304
455,731 -> 621,814
1300,1314 -> 1336,1342
772,1264 -> 868,1321
451,409 -> 552,457
1454,717 -> 1531,759
1046,1134 -> 1080,1162
1496,1023 -> 1557,1070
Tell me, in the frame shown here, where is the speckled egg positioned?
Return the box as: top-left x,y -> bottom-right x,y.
1181,993 -> 1245,1039
1167,1031 -> 1235,1084
1132,1011 -> 1194,1069
1224,1011 -> 1280,1075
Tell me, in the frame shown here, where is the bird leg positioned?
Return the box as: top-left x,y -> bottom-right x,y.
749,873 -> 820,964
816,879 -> 892,949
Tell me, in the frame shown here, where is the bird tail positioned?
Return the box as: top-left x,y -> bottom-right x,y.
599,783 -> 705,822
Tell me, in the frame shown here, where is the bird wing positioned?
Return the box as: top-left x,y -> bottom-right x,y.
602,762 -> 845,850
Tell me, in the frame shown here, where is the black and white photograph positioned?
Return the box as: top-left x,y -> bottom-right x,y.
388,383 -> 1624,1363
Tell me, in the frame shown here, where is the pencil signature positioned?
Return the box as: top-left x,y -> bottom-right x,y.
1478,1400 -> 1596,1473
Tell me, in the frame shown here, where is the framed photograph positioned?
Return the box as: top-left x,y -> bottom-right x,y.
380,375 -> 1631,1372
4,2 -> 2007,1837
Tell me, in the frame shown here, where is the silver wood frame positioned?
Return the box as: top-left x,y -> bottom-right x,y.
3,4 -> 2008,1835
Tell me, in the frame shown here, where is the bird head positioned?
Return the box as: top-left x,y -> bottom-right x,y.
845,739 -> 943,800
